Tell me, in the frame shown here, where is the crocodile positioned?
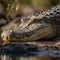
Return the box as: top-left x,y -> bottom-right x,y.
1,4 -> 60,44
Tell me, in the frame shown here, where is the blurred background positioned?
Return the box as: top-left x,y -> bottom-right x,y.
0,0 -> 60,16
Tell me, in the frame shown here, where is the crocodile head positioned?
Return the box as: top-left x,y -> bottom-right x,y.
1,17 -> 57,44
2,4 -> 60,44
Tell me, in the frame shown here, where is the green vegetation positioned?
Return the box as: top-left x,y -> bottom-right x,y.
0,0 -> 60,15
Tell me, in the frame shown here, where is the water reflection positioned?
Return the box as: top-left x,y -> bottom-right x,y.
0,55 -> 55,60
0,42 -> 60,60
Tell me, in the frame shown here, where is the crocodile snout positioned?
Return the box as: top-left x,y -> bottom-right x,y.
1,30 -> 12,44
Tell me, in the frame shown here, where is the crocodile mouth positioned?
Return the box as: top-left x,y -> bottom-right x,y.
12,26 -> 55,41
1,24 -> 56,43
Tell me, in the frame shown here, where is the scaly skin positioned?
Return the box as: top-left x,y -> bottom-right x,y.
1,5 -> 60,44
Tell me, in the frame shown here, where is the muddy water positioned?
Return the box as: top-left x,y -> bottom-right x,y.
0,42 -> 60,60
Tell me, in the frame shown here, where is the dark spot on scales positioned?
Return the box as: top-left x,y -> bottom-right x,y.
57,8 -> 60,10
54,10 -> 56,12
50,13 -> 54,15
56,12 -> 60,14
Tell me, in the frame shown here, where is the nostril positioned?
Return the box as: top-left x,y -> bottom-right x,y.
6,37 -> 8,40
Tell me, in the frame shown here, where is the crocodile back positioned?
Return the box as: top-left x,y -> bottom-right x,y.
36,5 -> 60,20
17,4 -> 60,30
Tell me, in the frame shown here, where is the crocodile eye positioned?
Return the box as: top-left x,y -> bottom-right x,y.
39,21 -> 43,23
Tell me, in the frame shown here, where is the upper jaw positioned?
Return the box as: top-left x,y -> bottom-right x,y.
1,24 -> 47,41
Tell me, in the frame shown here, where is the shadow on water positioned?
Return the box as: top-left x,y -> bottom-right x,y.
0,42 -> 60,60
